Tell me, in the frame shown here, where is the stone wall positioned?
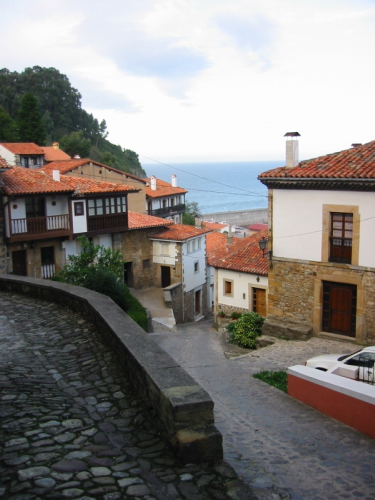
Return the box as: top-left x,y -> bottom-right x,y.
114,230 -> 155,289
202,208 -> 268,227
0,205 -> 8,275
0,275 -> 223,464
265,257 -> 375,343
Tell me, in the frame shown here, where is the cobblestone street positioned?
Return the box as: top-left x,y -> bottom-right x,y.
151,320 -> 375,500
0,292 -> 254,500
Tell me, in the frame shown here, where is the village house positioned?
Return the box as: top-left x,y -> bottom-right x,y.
0,142 -> 45,168
258,135 -> 375,343
42,158 -> 147,214
145,175 -> 187,224
2,166 -> 139,278
206,230 -> 268,327
149,224 -> 212,322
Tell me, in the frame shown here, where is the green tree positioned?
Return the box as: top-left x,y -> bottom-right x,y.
0,105 -> 18,141
183,201 -> 201,226
59,131 -> 91,158
17,92 -> 46,144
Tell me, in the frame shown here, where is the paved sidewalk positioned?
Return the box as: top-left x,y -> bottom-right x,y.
151,320 -> 375,500
0,292 -> 254,500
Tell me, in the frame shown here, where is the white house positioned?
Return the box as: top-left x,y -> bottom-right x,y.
258,135 -> 375,343
145,175 -> 187,224
150,224 -> 212,322
206,230 -> 268,326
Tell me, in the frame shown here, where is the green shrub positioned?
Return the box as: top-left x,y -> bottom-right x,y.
228,312 -> 265,348
253,370 -> 288,392
231,312 -> 242,320
83,268 -> 127,310
124,293 -> 148,331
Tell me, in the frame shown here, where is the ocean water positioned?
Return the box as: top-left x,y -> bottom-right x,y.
142,161 -> 283,214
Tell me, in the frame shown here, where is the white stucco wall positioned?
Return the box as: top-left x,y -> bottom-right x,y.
182,237 -> 206,293
0,145 -> 15,165
217,268 -> 268,309
272,189 -> 375,267
152,240 -> 177,266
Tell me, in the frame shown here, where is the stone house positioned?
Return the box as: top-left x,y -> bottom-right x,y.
206,230 -> 268,327
258,136 -> 375,343
2,166 -> 139,278
145,175 -> 187,224
150,224 -> 212,322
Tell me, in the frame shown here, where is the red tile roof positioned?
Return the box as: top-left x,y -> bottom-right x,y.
0,156 -> 12,169
128,212 -> 174,229
60,175 -> 139,194
0,143 -> 44,155
209,229 -> 268,276
42,159 -> 146,182
206,232 -> 232,265
41,146 -> 71,161
151,224 -> 211,241
248,223 -> 268,231
2,167 -> 74,195
145,177 -> 187,198
202,221 -> 227,231
259,140 -> 375,181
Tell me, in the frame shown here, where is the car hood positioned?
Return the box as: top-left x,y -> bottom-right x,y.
306,353 -> 342,366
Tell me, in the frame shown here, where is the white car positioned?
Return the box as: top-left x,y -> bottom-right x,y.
305,346 -> 375,383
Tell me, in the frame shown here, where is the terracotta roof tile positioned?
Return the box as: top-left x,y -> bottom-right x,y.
2,167 -> 74,195
41,146 -> 71,161
128,212 -> 174,229
259,140 -> 375,181
145,177 -> 187,198
209,229 -> 268,276
206,232 -> 232,265
0,143 -> 44,155
59,175 -> 139,194
0,156 -> 12,169
202,221 -> 227,231
248,223 -> 268,231
151,224 -> 211,241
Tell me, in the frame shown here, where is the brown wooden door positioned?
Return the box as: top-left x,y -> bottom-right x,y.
12,250 -> 27,276
322,282 -> 356,337
253,288 -> 267,317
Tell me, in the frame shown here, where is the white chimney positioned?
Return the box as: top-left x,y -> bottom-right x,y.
150,175 -> 157,190
284,132 -> 300,168
171,174 -> 177,187
52,170 -> 60,182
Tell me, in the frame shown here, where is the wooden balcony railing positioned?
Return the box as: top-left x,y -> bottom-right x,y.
87,213 -> 128,233
148,203 -> 186,218
9,215 -> 71,242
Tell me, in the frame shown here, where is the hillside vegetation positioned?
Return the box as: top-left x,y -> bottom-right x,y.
0,66 -> 145,177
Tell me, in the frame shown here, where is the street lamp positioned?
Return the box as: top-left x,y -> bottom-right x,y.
258,236 -> 272,259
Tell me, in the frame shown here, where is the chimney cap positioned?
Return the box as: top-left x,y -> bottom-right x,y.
284,132 -> 301,137
351,143 -> 362,148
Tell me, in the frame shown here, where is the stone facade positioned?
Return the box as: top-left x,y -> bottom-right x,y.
265,257 -> 375,343
0,205 -> 7,275
114,230 -> 155,289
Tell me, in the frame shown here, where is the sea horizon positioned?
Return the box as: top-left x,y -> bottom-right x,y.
142,160 -> 283,214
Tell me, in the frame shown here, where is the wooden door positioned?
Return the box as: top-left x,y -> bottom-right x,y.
124,262 -> 133,287
322,282 -> 356,337
253,288 -> 267,317
195,289 -> 201,316
161,266 -> 171,288
12,250 -> 27,276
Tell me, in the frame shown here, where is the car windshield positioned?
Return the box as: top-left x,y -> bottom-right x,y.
338,349 -> 362,362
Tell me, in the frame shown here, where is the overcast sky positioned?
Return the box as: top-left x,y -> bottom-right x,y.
2,0 -> 375,163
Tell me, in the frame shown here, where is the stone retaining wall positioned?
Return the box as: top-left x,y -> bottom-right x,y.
0,275 -> 223,464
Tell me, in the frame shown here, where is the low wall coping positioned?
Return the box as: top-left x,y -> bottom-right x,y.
288,365 -> 375,406
0,275 -> 223,464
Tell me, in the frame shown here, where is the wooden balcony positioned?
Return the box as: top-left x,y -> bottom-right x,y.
87,213 -> 128,234
148,203 -> 186,218
9,215 -> 71,243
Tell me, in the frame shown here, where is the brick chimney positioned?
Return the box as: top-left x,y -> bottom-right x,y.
284,132 -> 300,168
53,142 -> 60,150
